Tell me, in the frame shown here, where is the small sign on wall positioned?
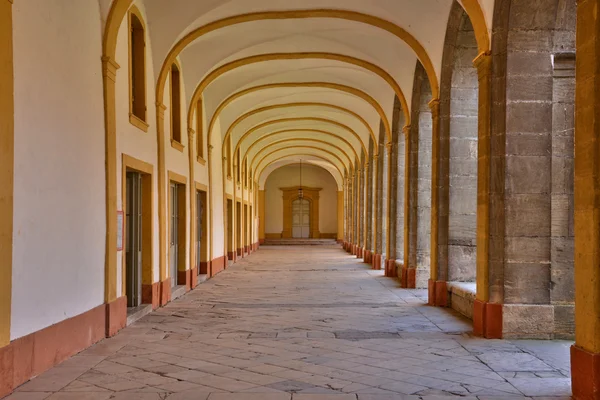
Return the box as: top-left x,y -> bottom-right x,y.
116,211 -> 124,251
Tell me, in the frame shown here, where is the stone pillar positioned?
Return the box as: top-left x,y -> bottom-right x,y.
571,1 -> 600,397
374,139 -> 385,270
357,166 -> 364,258
472,51 -> 500,338
385,140 -> 398,278
371,153 -> 379,264
428,99 -> 443,305
362,163 -> 369,258
402,125 -> 413,286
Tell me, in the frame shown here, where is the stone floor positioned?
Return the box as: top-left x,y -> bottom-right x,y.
5,245 -> 573,400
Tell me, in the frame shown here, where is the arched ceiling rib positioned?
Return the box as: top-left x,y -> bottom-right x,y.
255,146 -> 347,178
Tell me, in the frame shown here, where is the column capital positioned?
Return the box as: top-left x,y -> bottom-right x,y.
428,98 -> 440,117
402,125 -> 411,135
208,144 -> 214,152
385,142 -> 393,152
187,128 -> 196,137
101,56 -> 120,83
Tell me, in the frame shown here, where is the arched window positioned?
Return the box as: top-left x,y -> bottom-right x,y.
170,63 -> 182,146
128,7 -> 147,131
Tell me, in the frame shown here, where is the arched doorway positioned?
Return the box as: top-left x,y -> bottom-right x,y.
292,198 -> 311,238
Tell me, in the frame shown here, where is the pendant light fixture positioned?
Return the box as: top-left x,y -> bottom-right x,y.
298,159 -> 304,199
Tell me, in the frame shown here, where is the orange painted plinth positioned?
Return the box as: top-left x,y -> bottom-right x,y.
401,267 -> 416,288
357,247 -> 363,258
364,250 -> 372,264
428,279 -> 436,305
259,238 -> 265,244
177,269 -> 193,291
385,259 -> 397,277
571,345 -> 600,400
211,255 -> 226,276
0,303 -> 107,398
372,254 -> 382,270
473,299 -> 502,339
142,282 -> 160,309
159,278 -> 171,306
227,251 -> 236,262
236,248 -> 242,257
190,267 -> 199,289
435,280 -> 448,307
351,244 -> 357,255
200,261 -> 210,274
106,296 -> 127,337
346,243 -> 353,253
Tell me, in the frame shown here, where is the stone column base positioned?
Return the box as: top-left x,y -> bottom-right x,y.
401,267 -> 416,288
427,280 -> 448,307
385,259 -> 397,277
473,299 -> 502,339
571,345 -> 600,400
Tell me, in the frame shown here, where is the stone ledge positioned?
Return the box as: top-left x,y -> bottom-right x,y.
447,281 -> 476,319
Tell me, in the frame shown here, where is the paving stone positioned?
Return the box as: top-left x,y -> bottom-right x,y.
6,245 -> 573,399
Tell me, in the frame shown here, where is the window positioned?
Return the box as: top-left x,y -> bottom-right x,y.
196,99 -> 204,159
170,63 -> 182,144
128,7 -> 147,131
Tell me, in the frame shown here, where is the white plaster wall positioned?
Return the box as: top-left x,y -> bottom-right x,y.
114,0 -> 161,287
11,0 -> 106,339
264,164 -> 338,235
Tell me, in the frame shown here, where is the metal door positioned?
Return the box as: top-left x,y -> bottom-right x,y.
196,191 -> 203,272
126,172 -> 142,307
170,183 -> 178,287
292,198 -> 310,238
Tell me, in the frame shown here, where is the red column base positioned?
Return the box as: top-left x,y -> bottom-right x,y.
259,238 -> 265,245
357,247 -> 363,258
473,299 -> 503,339
227,251 -> 236,262
401,267 -> 416,288
364,250 -> 372,264
142,282 -> 160,309
351,244 -> 357,255
190,267 -> 199,289
105,296 -> 127,337
385,259 -> 398,277
372,254 -> 382,270
177,269 -> 193,291
236,248 -> 242,257
572,345 -> 600,400
347,243 -> 353,254
428,279 -> 448,306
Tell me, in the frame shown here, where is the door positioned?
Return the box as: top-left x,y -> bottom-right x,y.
126,172 -> 142,307
196,190 -> 203,273
292,198 -> 310,238
169,183 -> 178,287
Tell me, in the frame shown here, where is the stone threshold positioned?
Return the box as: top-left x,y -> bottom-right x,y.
126,304 -> 153,326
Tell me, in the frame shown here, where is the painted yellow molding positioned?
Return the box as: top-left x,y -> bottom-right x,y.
337,191 -> 344,241
460,0 -> 490,53
257,154 -> 345,190
254,145 -> 347,176
243,129 -> 359,166
190,53 -> 397,143
250,139 -> 353,171
218,99 -> 372,156
170,139 -> 184,153
195,182 -> 208,192
0,0 -> 13,347
197,156 -> 206,165
129,114 -> 149,132
168,170 -> 187,185
121,154 -> 155,294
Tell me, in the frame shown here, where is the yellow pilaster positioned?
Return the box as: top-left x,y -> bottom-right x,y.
337,191 -> 344,241
474,51 -> 492,303
259,190 -> 265,241
156,103 -> 167,281
574,0 -> 600,355
363,162 -> 369,248
188,128 -> 196,272
101,55 -> 120,302
429,99 -> 440,282
0,0 -> 14,347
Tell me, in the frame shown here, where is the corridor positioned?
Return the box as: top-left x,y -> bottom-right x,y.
6,245 -> 571,400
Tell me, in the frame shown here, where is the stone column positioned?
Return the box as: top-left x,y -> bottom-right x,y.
472,51 -> 500,338
371,154 -> 379,264
402,126 -> 413,286
374,141 -> 385,270
362,162 -> 369,258
571,1 -> 600,397
428,99 -> 443,305
357,167 -> 364,258
385,142 -> 397,277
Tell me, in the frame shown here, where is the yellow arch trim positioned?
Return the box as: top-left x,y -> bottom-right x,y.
204,83 -> 381,154
187,53 -> 398,142
255,145 -> 347,177
225,102 -> 368,156
258,155 -> 344,190
460,0 -> 490,53
234,117 -> 366,161
243,129 -> 360,164
250,139 -> 353,171
150,9 -> 441,103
